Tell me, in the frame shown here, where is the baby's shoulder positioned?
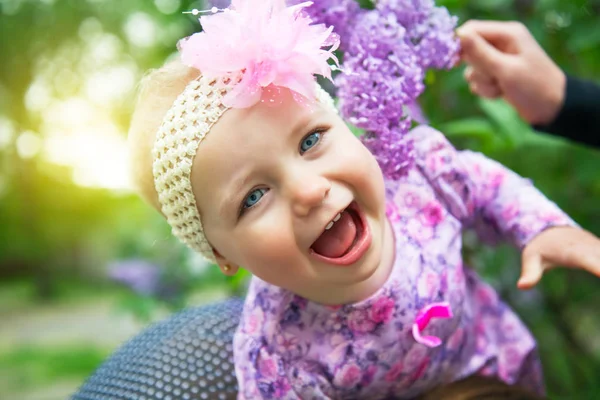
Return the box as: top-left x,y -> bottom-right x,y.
406,125 -> 463,174
383,125 -> 453,201
385,125 -> 474,224
383,125 -> 461,192
406,124 -> 453,152
236,277 -> 297,338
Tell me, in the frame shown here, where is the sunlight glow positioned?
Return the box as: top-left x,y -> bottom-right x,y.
25,79 -> 52,112
44,130 -> 131,191
85,64 -> 137,106
41,98 -> 132,191
23,17 -> 142,192
124,13 -> 158,48
0,117 -> 15,150
16,131 -> 42,159
155,0 -> 181,15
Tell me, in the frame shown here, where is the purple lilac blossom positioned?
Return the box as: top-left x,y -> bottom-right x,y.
336,10 -> 424,179
407,6 -> 460,69
108,259 -> 162,296
287,0 -> 362,51
406,100 -> 429,124
377,0 -> 460,69
377,0 -> 434,27
208,0 -> 232,9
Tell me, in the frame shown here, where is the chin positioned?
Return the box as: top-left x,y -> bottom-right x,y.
355,243 -> 382,281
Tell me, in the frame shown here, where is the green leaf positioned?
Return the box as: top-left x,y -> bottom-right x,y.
568,21 -> 600,51
477,98 -> 533,149
439,117 -> 496,139
425,69 -> 436,85
356,0 -> 375,9
226,268 -> 251,297
470,0 -> 510,11
346,122 -> 365,138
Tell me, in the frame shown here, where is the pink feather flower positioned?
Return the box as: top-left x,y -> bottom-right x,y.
179,0 -> 340,108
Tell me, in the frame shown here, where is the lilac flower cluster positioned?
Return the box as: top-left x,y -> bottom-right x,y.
296,0 -> 460,178
378,0 -> 460,69
336,10 -> 423,178
108,259 -> 162,296
288,0 -> 361,51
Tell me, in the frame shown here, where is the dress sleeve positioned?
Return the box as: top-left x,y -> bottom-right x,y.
532,75 -> 600,149
410,125 -> 577,249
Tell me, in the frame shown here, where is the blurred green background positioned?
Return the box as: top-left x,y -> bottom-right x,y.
0,0 -> 598,399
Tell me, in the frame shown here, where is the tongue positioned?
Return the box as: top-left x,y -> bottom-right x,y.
311,210 -> 357,258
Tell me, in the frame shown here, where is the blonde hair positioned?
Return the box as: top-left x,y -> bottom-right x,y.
127,61 -> 201,212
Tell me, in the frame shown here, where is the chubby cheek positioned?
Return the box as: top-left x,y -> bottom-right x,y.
342,140 -> 385,209
230,224 -> 308,287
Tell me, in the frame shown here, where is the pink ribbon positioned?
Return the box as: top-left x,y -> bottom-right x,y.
412,302 -> 453,348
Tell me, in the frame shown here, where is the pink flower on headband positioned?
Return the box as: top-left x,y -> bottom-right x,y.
180,0 -> 340,108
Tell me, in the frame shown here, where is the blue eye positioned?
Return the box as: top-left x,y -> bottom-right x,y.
300,132 -> 321,154
242,188 -> 267,210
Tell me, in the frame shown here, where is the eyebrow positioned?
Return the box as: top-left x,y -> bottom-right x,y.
219,172 -> 252,220
291,110 -> 319,139
293,107 -> 327,138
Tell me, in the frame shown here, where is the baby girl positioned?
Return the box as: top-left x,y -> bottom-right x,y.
127,1 -> 600,399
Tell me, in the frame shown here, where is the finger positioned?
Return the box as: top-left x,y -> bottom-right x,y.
464,66 -> 497,86
458,20 -> 522,49
580,254 -> 600,277
563,235 -> 600,277
469,82 -> 502,99
544,229 -> 600,276
518,252 -> 545,290
457,29 -> 508,74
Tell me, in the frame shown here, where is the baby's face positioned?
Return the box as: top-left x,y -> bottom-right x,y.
193,89 -> 388,304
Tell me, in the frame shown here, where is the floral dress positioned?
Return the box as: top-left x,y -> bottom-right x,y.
233,126 -> 575,399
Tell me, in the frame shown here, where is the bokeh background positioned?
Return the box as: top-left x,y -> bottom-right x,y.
0,0 -> 598,399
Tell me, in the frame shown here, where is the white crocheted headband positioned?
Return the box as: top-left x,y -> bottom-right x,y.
151,1 -> 341,262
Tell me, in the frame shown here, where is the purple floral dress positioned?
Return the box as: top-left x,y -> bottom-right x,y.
233,126 -> 575,399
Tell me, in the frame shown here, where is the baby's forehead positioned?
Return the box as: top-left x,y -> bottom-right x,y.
194,105 -> 297,169
207,98 -> 329,146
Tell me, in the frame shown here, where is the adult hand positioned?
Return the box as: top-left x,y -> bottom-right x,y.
457,20 -> 567,126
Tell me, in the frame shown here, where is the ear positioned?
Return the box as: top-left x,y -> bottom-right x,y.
213,248 -> 240,276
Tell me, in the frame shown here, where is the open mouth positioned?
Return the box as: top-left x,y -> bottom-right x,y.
310,201 -> 372,266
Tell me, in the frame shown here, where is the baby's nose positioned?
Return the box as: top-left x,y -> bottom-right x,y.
291,176 -> 331,217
